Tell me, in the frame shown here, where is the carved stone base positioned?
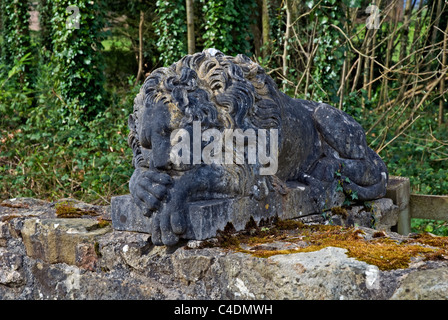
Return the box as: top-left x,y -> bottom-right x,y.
111,181 -> 348,241
111,177 -> 404,242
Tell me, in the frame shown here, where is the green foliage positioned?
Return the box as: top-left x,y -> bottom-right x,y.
104,0 -> 159,83
0,53 -> 34,125
307,0 -> 348,103
0,1 -> 132,204
154,0 -> 188,66
0,0 -> 33,90
1,68 -> 136,203
412,219 -> 448,236
0,0 -> 31,69
49,0 -> 106,120
37,0 -> 53,56
200,0 -> 256,56
154,0 -> 256,65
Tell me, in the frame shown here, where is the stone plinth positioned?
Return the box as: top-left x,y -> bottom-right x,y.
112,181 -> 346,241
385,176 -> 411,235
112,178 -> 411,241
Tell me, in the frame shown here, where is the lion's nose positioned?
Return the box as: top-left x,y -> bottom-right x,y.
159,163 -> 172,170
154,161 -> 172,171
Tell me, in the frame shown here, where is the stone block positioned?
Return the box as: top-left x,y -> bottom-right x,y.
385,176 -> 412,235
111,182 -> 346,241
21,218 -> 111,267
385,176 -> 410,209
371,198 -> 399,231
111,196 -> 151,234
410,194 -> 448,221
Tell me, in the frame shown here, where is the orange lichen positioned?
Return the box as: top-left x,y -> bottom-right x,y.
206,218 -> 448,271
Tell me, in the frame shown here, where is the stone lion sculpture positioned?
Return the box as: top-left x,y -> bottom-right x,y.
127,49 -> 388,246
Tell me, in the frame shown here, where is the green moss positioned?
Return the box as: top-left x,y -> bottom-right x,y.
274,218 -> 305,230
94,241 -> 102,257
406,233 -> 448,248
96,218 -> 111,228
330,206 -> 348,218
372,231 -> 387,238
55,201 -> 99,218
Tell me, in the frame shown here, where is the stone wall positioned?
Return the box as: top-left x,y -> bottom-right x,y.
1,196 -> 448,300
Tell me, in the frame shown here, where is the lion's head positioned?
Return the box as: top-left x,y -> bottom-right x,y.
128,49 -> 283,189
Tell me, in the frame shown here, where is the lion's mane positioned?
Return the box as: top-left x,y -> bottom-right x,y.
128,49 -> 284,195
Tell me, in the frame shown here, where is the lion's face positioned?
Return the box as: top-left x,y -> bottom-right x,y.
139,77 -> 227,173
139,100 -> 193,172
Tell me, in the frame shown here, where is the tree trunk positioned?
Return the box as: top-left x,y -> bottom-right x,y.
362,29 -> 371,109
399,0 -> 413,63
368,32 -> 376,101
380,2 -> 400,105
186,0 -> 195,54
431,0 -> 442,46
261,0 -> 270,59
282,0 -> 291,92
135,10 -> 144,85
439,23 -> 448,127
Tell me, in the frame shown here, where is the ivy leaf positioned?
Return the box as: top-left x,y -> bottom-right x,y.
306,0 -> 314,9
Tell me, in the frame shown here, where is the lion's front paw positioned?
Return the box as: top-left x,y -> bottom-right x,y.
130,168 -> 173,217
150,204 -> 186,246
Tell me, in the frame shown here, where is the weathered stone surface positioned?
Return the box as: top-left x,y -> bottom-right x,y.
1,197 -> 448,300
111,195 -> 152,233
21,218 -> 110,267
385,176 -> 410,210
372,198 -> 400,231
228,247 -> 382,299
0,249 -> 25,287
112,191 -> 399,241
328,198 -> 399,231
390,267 -> 448,300
410,194 -> 448,221
112,182 -> 345,241
385,176 -> 411,235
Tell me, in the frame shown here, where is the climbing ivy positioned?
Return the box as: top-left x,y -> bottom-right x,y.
0,0 -> 32,82
37,0 -> 54,59
200,0 -> 256,56
154,0 -> 187,66
308,0 -> 349,104
50,0 -> 106,121
153,0 -> 256,64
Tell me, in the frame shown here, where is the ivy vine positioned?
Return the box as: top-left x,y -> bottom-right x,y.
309,0 -> 349,104
0,0 -> 32,83
200,0 -> 256,56
154,0 -> 188,67
50,0 -> 106,121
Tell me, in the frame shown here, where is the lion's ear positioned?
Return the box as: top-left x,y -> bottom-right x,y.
128,114 -> 136,130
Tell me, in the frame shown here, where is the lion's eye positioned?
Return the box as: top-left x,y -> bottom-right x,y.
140,127 -> 152,149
